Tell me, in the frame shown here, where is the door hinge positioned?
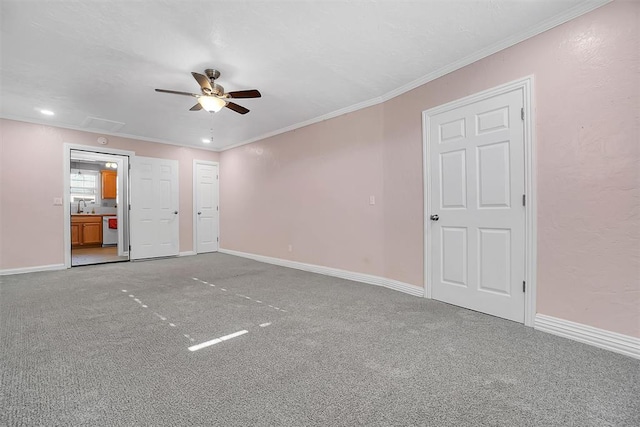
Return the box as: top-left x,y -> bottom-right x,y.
217,237 -> 219,242
216,175 -> 219,179
521,107 -> 524,121
522,194 -> 526,206
129,245 -> 132,251
129,163 -> 131,171
217,206 -> 219,211
522,281 -> 526,292
129,204 -> 131,210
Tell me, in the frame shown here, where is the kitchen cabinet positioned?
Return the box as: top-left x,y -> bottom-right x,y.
71,215 -> 103,247
71,223 -> 81,246
101,170 -> 117,199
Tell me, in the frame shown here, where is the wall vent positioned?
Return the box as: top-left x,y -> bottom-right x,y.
81,116 -> 125,133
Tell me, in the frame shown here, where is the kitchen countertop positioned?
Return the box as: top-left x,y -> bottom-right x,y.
71,213 -> 117,217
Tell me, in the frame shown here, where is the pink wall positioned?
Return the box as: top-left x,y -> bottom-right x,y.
221,1 -> 639,337
0,119 -> 219,269
221,108 -> 386,274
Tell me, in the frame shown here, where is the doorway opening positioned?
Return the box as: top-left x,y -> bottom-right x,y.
64,145 -> 133,268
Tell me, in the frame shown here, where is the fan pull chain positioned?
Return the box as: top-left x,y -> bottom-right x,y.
209,114 -> 215,143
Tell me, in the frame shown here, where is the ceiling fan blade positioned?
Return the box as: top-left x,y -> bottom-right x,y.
189,103 -> 203,111
227,89 -> 262,99
192,72 -> 213,93
155,89 -> 199,97
225,102 -> 249,115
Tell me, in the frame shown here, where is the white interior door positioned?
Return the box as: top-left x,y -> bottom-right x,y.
194,162 -> 219,253
130,156 -> 179,260
429,89 -> 525,322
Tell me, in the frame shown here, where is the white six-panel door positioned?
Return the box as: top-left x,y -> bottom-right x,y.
428,88 -> 525,322
130,156 -> 179,260
194,162 -> 219,253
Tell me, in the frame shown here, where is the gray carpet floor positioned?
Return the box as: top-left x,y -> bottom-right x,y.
1,253 -> 638,426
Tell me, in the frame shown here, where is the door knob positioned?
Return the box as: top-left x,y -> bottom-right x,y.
197,211 -> 202,215
173,211 -> 178,214
430,214 -> 439,221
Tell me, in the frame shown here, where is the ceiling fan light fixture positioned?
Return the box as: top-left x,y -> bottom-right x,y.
198,96 -> 226,112
156,69 -> 259,115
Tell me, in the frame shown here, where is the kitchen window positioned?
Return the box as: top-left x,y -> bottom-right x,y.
70,170 -> 100,203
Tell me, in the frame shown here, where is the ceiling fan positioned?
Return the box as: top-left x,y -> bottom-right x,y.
155,69 -> 261,115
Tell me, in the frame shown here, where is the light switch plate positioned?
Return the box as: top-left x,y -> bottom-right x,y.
369,196 -> 375,205
53,197 -> 63,206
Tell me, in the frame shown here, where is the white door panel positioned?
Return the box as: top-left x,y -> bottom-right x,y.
130,156 -> 179,260
440,149 -> 467,209
195,162 -> 219,253
430,89 -> 525,322
441,227 -> 468,287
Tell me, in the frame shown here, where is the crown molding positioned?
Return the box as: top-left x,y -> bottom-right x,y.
220,0 -> 611,152
0,114 -> 221,152
379,0 -> 612,103
1,1 -> 612,154
220,95 -> 384,151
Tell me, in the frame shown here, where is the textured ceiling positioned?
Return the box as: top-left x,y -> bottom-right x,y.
0,0 -> 608,151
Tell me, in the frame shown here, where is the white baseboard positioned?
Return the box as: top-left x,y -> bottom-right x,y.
535,314 -> 640,360
219,248 -> 425,297
0,263 -> 67,276
179,251 -> 196,257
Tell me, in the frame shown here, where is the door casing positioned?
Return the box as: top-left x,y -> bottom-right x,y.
422,76 -> 537,326
63,143 -> 135,269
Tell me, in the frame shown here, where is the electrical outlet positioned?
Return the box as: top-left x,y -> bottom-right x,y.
53,197 -> 62,206
369,195 -> 375,205
288,244 -> 293,252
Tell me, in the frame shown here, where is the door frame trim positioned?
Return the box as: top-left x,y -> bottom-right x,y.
192,160 -> 220,254
63,143 -> 135,269
422,76 -> 537,326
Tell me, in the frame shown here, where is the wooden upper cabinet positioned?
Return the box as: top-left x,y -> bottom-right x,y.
101,170 -> 117,199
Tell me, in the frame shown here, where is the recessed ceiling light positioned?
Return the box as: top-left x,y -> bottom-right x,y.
202,138 -> 211,144
40,109 -> 55,116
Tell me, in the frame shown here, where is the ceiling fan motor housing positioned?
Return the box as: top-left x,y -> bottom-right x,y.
202,69 -> 224,95
211,83 -> 224,96
204,69 -> 220,80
